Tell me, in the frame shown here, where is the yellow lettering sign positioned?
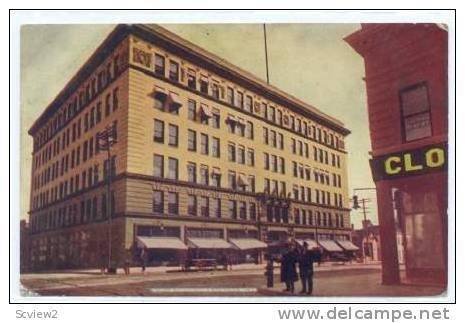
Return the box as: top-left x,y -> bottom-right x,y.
384,156 -> 402,174
425,148 -> 445,168
404,153 -> 423,171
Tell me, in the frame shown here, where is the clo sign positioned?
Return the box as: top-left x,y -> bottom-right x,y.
384,147 -> 445,175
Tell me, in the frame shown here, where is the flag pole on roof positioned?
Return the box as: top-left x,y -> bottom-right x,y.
263,24 -> 270,85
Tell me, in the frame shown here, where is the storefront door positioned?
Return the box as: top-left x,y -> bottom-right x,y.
402,190 -> 446,284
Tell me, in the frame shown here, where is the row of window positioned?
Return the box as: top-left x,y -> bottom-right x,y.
32,157 -> 116,211
314,147 -> 342,168
33,122 -> 118,192
264,153 -> 285,174
263,127 -> 284,150
150,50 -> 345,151
33,87 -> 119,171
291,162 -> 342,188
31,191 -> 116,233
154,154 -> 257,193
294,209 -> 345,228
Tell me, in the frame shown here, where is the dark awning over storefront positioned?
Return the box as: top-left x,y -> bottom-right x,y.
229,238 -> 267,250
136,236 -> 187,250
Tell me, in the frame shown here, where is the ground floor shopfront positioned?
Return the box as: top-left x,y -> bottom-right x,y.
27,215 -> 357,271
370,144 -> 448,287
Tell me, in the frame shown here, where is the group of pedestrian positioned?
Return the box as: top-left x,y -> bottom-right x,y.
280,241 -> 321,295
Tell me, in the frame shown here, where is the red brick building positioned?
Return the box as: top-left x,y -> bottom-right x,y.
345,24 -> 448,287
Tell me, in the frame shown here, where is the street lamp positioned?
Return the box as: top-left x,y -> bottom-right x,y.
97,123 -> 117,273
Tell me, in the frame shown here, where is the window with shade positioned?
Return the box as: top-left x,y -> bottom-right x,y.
169,61 -> 179,82
400,82 -> 432,142
153,190 -> 164,213
168,192 -> 179,215
200,196 -> 209,217
167,157 -> 178,180
155,54 -> 165,76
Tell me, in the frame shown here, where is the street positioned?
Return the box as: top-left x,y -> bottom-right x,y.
20,263 -> 445,297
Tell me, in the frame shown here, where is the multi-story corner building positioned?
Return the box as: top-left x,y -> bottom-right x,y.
28,24 -> 351,270
346,24 -> 448,287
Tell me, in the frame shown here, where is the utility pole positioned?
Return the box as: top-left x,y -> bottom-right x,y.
97,123 -> 117,273
360,198 -> 369,263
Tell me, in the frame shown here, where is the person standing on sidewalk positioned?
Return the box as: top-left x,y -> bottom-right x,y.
280,243 -> 298,293
140,247 -> 148,274
298,242 -> 317,295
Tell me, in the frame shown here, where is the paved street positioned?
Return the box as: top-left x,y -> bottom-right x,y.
20,263 -> 445,297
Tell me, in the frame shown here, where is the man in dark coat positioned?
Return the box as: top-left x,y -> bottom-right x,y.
280,243 -> 299,293
298,242 -> 318,295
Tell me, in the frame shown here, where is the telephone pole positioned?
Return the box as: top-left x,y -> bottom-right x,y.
97,123 -> 117,273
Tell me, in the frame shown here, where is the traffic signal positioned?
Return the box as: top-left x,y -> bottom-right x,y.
352,195 -> 360,209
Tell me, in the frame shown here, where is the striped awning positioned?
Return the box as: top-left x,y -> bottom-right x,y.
187,238 -> 232,249
167,92 -> 183,110
318,240 -> 343,252
136,236 -> 187,250
295,239 -> 319,250
336,240 -> 359,251
153,87 -> 168,101
200,104 -> 213,118
229,238 -> 267,250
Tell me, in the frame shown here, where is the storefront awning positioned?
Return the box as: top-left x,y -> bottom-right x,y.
318,240 -> 343,252
187,238 -> 232,249
295,239 -> 318,250
136,236 -> 187,250
229,238 -> 267,250
336,240 -> 359,251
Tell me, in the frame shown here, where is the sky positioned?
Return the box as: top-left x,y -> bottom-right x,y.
20,24 -> 377,228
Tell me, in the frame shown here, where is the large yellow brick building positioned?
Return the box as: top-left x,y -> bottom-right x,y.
27,24 -> 352,270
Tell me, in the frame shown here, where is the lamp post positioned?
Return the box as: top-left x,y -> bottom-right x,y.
97,123 -> 117,273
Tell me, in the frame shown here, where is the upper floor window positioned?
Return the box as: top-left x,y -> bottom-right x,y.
400,82 -> 432,142
188,129 -> 197,151
212,137 -> 220,157
227,87 -> 234,105
169,61 -> 179,82
168,192 -> 179,215
236,91 -> 244,108
245,95 -> 253,112
167,157 -> 178,180
168,124 -> 179,147
187,69 -> 196,89
153,190 -> 164,213
154,119 -> 164,143
187,162 -> 197,183
153,154 -> 164,178
245,121 -> 254,139
155,54 -> 165,76
212,83 -> 220,100
200,133 -> 209,155
211,110 -> 220,128
200,75 -> 209,94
